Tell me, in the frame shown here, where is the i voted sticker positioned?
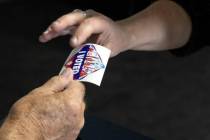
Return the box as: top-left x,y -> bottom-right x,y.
59,43 -> 111,86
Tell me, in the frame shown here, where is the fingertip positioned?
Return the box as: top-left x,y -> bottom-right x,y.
60,68 -> 73,81
39,31 -> 50,43
39,35 -> 47,43
42,76 -> 66,93
70,36 -> 80,47
42,68 -> 73,93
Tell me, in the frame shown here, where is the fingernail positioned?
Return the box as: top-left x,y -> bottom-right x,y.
43,30 -> 49,34
48,27 -> 52,31
71,37 -> 78,46
60,68 -> 72,78
53,21 -> 60,26
43,27 -> 52,34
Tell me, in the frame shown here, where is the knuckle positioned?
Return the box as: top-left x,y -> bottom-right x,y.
30,87 -> 43,94
85,16 -> 104,27
50,22 -> 60,32
50,76 -> 60,81
69,101 -> 82,115
83,18 -> 93,27
76,81 -> 85,92
49,76 -> 64,84
86,17 -> 98,24
86,9 -> 102,18
78,117 -> 85,128
72,9 -> 83,13
78,18 -> 99,33
86,9 -> 95,13
43,76 -> 65,90
10,103 -> 20,114
9,99 -> 28,116
57,14 -> 71,24
71,81 -> 85,95
61,14 -> 70,20
56,17 -> 64,24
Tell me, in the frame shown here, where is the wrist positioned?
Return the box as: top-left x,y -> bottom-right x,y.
116,16 -> 165,51
0,118 -> 43,140
130,0 -> 192,51
116,20 -> 138,51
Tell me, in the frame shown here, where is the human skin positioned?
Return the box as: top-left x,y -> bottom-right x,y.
0,1 -> 192,139
39,0 -> 192,57
0,68 -> 86,140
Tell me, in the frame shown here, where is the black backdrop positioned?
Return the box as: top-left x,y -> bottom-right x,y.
1,1 -> 210,140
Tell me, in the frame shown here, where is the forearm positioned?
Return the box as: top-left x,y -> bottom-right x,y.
118,0 -> 192,51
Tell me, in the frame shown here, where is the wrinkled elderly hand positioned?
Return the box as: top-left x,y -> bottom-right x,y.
0,68 -> 85,140
39,9 -> 131,57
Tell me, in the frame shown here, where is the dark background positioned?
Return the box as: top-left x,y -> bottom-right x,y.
0,0 -> 210,140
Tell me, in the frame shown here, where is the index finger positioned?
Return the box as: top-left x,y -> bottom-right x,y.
39,9 -> 87,43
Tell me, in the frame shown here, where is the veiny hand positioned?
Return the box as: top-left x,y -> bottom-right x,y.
0,68 -> 85,140
39,9 -> 132,57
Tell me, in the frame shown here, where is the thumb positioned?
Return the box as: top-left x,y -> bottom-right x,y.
42,68 -> 73,93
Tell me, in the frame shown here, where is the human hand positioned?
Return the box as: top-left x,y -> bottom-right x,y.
39,9 -> 132,57
0,68 -> 85,140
